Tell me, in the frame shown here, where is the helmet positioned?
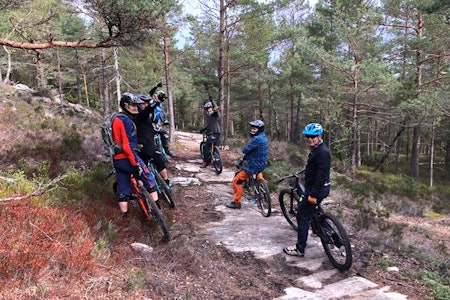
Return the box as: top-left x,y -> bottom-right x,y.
120,92 -> 143,112
249,119 -> 265,135
249,120 -> 264,128
302,122 -> 323,136
137,94 -> 152,102
154,90 -> 166,102
203,102 -> 213,109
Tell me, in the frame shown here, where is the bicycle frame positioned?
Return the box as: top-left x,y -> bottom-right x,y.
154,133 -> 168,160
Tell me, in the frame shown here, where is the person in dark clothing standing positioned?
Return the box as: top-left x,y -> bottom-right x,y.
283,122 -> 331,257
226,120 -> 269,209
199,100 -> 221,168
133,93 -> 171,187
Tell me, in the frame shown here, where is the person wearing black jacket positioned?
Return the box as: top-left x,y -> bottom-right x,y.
199,100 -> 221,168
283,122 -> 331,257
133,92 -> 171,186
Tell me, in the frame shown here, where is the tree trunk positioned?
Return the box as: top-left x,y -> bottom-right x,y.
113,47 -> 121,109
101,49 -> 109,116
410,124 -> 421,180
2,45 -> 11,83
163,35 -> 175,143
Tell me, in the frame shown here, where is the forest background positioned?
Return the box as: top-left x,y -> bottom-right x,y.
0,0 -> 449,298
1,0 -> 450,189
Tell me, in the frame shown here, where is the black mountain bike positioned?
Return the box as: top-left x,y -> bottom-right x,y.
274,170 -> 352,271
237,160 -> 271,217
200,132 -> 222,174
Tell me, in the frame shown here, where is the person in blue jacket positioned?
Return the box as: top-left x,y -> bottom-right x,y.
226,120 -> 269,209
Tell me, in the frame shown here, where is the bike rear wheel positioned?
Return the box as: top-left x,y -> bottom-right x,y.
200,141 -> 205,160
212,147 -> 222,174
318,212 -> 352,271
256,179 -> 271,217
154,171 -> 176,208
138,186 -> 170,242
278,189 -> 298,231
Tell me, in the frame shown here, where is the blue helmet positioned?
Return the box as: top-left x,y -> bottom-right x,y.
302,123 -> 323,136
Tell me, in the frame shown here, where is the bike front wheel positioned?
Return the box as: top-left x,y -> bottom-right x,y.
256,179 -> 271,217
154,171 -> 176,208
278,189 -> 298,231
212,147 -> 222,174
138,186 -> 170,242
319,212 -> 352,271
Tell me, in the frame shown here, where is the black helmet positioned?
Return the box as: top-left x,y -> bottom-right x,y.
137,94 -> 152,102
154,90 -> 166,102
120,92 -> 143,112
249,119 -> 265,135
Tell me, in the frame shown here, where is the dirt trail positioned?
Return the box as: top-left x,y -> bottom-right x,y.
169,131 -> 409,300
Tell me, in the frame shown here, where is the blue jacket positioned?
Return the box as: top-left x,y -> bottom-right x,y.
242,132 -> 269,174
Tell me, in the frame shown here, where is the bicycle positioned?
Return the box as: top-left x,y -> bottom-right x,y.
109,170 -> 170,242
199,132 -> 222,174
274,170 -> 352,271
147,158 -> 176,209
236,160 -> 271,217
154,132 -> 168,161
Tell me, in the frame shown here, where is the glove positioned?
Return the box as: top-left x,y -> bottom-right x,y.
156,82 -> 163,87
307,195 -> 317,205
199,128 -> 206,134
132,165 -> 143,177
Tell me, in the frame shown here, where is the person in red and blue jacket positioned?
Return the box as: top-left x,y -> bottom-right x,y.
226,120 -> 269,209
112,92 -> 159,219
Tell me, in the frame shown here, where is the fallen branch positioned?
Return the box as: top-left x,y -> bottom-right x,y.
0,175 -> 68,202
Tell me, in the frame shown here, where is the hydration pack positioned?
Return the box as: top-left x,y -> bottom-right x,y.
101,112 -> 124,157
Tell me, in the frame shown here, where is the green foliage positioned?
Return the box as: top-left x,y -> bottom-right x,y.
420,270 -> 450,300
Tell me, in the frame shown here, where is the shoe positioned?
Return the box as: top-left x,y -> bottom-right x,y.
226,201 -> 241,209
283,245 -> 304,257
200,162 -> 209,168
166,150 -> 177,158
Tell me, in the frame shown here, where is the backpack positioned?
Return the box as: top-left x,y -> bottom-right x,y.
101,112 -> 125,157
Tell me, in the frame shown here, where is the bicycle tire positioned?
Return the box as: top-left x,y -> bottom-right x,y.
278,189 -> 298,231
319,212 -> 352,271
154,171 -> 176,208
200,141 -> 205,160
212,147 -> 222,174
138,186 -> 170,242
256,179 -> 271,217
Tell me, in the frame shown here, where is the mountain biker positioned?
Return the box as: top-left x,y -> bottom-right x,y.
283,122 -> 331,257
112,92 -> 161,220
199,100 -> 221,168
149,85 -> 176,158
226,120 -> 269,209
134,93 -> 172,187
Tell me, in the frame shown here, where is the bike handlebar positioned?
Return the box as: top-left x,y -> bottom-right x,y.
273,169 -> 305,184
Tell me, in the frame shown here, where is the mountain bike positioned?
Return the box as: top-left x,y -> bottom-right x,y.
147,158 -> 176,208
200,132 -> 222,174
130,175 -> 170,242
237,160 -> 271,217
274,170 -> 352,271
109,170 -> 170,242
